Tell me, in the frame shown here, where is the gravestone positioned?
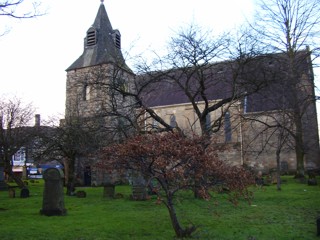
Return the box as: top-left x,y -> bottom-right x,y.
280,161 -> 289,175
103,171 -> 118,198
130,172 -> 147,200
307,170 -> 318,186
103,184 -> 115,198
40,168 -> 66,216
20,188 -> 30,198
76,190 -> 86,198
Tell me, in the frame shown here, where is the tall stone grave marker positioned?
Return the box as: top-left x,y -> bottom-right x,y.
40,168 -> 66,216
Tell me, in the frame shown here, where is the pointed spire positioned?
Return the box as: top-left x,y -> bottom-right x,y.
92,2 -> 113,30
66,2 -> 131,72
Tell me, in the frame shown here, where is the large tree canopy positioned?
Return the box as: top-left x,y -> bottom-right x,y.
97,132 -> 254,238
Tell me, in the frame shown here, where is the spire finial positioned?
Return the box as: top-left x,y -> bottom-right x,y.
101,0 -> 104,3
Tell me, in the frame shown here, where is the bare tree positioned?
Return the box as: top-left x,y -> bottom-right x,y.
241,107 -> 294,190
116,24 -> 275,139
0,0 -> 44,19
0,96 -> 34,188
81,24 -> 283,198
40,112 -> 108,195
0,0 -> 45,35
250,0 -> 320,178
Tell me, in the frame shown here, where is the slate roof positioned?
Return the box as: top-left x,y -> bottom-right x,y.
139,66 -> 234,107
139,51 -> 313,113
66,3 -> 130,71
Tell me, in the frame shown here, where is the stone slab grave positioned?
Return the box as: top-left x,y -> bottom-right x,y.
40,168 -> 66,216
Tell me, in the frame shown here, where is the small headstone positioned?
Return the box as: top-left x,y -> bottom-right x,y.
40,168 -> 66,216
114,193 -> 124,199
76,190 -> 86,198
307,170 -> 317,186
103,184 -> 115,198
8,188 -> 15,198
130,172 -> 147,201
20,188 -> 30,198
307,178 -> 317,186
131,185 -> 148,200
280,161 -> 288,175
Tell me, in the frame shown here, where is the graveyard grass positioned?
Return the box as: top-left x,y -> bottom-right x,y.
0,176 -> 319,240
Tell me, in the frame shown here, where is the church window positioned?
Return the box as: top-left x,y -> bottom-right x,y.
86,28 -> 97,47
83,84 -> 91,101
243,96 -> 248,113
224,111 -> 232,142
152,119 -> 158,129
170,114 -> 176,128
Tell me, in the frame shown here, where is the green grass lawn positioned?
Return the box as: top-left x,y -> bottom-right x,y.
0,177 -> 319,240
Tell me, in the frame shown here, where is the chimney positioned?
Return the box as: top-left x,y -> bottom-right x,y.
35,114 -> 40,127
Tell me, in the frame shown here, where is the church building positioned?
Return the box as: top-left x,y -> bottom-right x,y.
65,1 -> 320,185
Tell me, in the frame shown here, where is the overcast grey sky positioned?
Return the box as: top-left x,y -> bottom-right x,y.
2,0 -> 318,123
0,0 -> 255,120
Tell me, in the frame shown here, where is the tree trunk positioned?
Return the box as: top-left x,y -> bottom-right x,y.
276,149 -> 281,191
194,128 -> 210,199
295,145 -> 305,179
65,157 -> 76,196
166,196 -> 196,238
294,128 -> 305,179
5,166 -> 26,189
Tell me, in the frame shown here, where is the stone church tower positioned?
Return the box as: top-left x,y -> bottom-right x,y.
65,1 -> 133,121
64,1 -> 134,186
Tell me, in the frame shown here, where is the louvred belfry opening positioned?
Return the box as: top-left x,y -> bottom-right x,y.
115,34 -> 120,49
86,28 -> 97,46
112,30 -> 121,49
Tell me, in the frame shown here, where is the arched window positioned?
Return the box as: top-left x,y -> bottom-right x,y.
152,119 -> 158,129
170,115 -> 176,128
83,84 -> 91,101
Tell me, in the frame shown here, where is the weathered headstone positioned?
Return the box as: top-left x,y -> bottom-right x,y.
280,161 -> 289,175
20,188 -> 30,198
130,172 -> 147,200
103,184 -> 115,198
103,171 -> 118,198
76,190 -> 86,198
307,170 -> 318,186
40,168 -> 66,216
